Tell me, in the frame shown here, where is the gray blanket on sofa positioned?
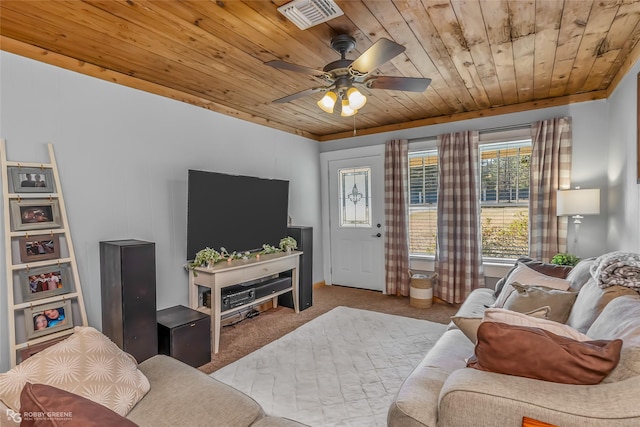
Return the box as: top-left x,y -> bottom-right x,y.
590,251 -> 640,290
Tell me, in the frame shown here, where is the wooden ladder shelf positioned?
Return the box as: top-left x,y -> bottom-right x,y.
1,139 -> 88,367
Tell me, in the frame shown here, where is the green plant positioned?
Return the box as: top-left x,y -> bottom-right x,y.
550,253 -> 580,267
186,237 -> 297,274
279,236 -> 298,251
261,243 -> 280,254
189,247 -> 223,269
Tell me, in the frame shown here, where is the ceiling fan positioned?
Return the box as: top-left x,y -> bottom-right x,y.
265,35 -> 432,117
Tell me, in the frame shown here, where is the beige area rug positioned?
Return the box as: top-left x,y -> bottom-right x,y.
211,306 -> 447,427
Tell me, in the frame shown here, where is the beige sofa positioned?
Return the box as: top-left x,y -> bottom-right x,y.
388,257 -> 640,427
0,334 -> 306,427
126,355 -> 305,427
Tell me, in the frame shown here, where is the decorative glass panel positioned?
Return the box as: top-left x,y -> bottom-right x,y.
339,167 -> 371,227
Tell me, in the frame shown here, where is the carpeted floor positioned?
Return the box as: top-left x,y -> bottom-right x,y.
199,285 -> 458,374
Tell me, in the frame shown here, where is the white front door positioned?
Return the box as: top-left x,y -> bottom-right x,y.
328,155 -> 385,292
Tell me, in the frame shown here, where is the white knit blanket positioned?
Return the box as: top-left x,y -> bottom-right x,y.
590,251 -> 640,290
211,306 -> 447,427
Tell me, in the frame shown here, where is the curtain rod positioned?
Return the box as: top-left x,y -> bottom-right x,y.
478,123 -> 530,134
409,123 -> 530,143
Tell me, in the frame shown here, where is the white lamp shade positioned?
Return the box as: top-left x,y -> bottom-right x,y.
340,99 -> 357,117
347,87 -> 367,110
556,188 -> 600,216
317,91 -> 337,113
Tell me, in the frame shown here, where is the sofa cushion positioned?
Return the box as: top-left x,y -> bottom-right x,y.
388,328 -> 473,427
19,382 -> 138,427
468,321 -> 622,385
0,327 -> 149,416
448,288 -> 496,330
587,295 -> 640,383
483,308 -> 591,341
452,306 -> 549,343
503,283 -> 577,323
566,279 -> 639,333
494,258 -> 573,297
566,257 -> 596,291
128,355 -> 267,427
494,263 -> 571,308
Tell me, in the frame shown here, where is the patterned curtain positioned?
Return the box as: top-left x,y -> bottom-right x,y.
530,117 -> 572,261
384,139 -> 410,296
435,131 -> 484,304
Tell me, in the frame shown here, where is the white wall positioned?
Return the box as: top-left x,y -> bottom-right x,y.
607,60 -> 640,253
320,100 -> 612,264
0,52 -> 322,371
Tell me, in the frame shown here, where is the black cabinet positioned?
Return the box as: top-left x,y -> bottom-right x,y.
100,239 -> 157,363
279,226 -> 313,311
157,305 -> 211,368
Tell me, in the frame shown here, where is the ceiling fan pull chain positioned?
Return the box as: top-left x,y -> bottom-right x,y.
353,115 -> 357,137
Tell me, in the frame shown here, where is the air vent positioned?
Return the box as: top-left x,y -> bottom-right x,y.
278,0 -> 344,30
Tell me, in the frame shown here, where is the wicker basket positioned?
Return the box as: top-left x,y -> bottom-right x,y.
409,272 -> 437,308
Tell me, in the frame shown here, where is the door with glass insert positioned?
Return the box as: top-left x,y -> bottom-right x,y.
328,155 -> 384,291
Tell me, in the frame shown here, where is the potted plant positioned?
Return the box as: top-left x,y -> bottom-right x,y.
189,247 -> 223,270
279,236 -> 298,254
550,253 -> 580,267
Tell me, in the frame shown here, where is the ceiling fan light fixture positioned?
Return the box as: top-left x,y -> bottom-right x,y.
340,99 -> 357,117
347,87 -> 367,110
317,91 -> 338,113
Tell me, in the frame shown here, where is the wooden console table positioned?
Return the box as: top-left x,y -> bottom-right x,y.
188,251 -> 301,354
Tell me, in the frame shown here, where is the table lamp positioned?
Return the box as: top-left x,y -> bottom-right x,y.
556,187 -> 600,253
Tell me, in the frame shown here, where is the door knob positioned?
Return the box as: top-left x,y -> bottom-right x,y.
372,233 -> 382,238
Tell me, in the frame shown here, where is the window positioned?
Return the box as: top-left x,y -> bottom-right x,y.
408,136 -> 532,259
479,140 -> 531,259
408,150 -> 438,255
338,167 -> 372,227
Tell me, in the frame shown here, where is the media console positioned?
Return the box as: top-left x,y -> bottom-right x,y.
188,251 -> 301,354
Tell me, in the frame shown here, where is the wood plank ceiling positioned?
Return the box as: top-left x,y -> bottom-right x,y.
1,1 -> 640,141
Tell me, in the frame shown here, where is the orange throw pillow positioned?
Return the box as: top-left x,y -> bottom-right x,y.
467,321 -> 622,385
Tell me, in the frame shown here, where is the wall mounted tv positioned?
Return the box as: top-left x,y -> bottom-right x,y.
187,170 -> 290,260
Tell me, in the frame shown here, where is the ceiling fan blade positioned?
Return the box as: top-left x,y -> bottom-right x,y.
365,76 -> 432,92
265,60 -> 326,77
349,38 -> 406,76
272,87 -> 326,103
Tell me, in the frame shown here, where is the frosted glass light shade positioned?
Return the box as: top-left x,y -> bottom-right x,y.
340,99 -> 357,117
347,87 -> 367,110
557,188 -> 600,216
317,91 -> 337,113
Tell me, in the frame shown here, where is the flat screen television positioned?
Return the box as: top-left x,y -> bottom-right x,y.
187,170 -> 290,260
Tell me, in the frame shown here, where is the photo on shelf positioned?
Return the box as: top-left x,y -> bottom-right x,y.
24,299 -> 73,340
9,198 -> 62,231
18,234 -> 61,263
8,166 -> 55,193
19,263 -> 73,302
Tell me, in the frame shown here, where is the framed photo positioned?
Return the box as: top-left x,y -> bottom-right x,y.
19,264 -> 72,302
9,199 -> 62,231
24,299 -> 73,340
18,234 -> 61,263
9,167 -> 55,193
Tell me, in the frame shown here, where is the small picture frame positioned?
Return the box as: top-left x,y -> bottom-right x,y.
18,234 -> 61,263
9,199 -> 62,231
24,299 -> 73,340
9,167 -> 55,193
19,264 -> 72,302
